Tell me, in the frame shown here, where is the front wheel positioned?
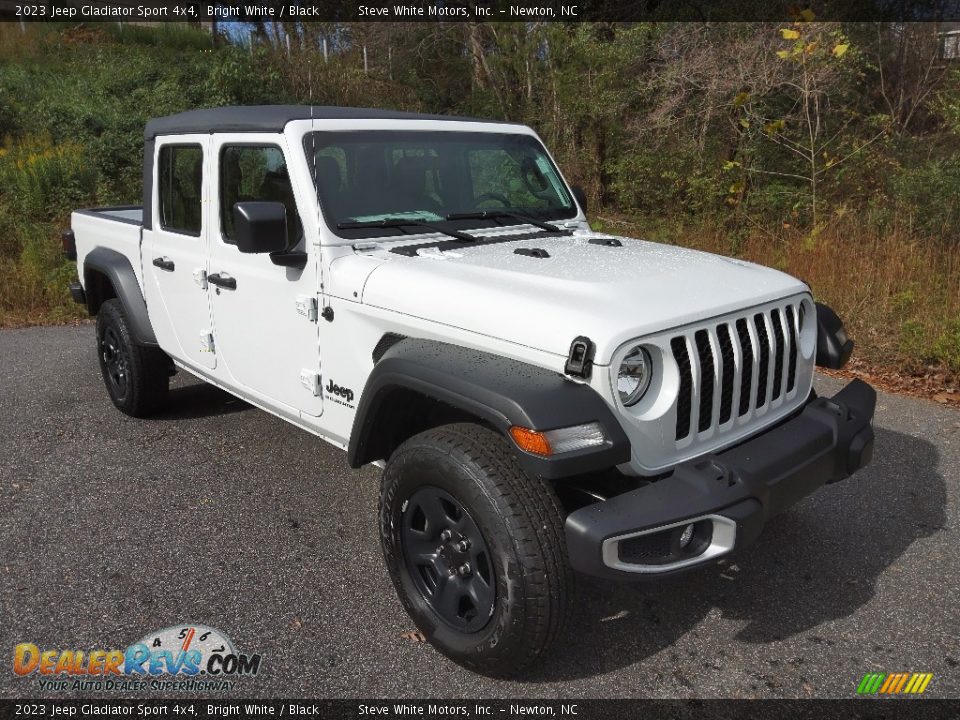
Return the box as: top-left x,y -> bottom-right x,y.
379,424 -> 574,676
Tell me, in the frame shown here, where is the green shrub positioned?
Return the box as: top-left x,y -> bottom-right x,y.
889,159 -> 960,238
608,146 -> 727,220
0,218 -> 83,326
933,318 -> 960,373
0,133 -> 97,219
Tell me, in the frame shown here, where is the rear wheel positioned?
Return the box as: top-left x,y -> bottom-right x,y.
96,299 -> 169,417
379,423 -> 574,676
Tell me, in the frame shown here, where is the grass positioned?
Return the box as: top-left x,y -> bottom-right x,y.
0,213 -> 86,328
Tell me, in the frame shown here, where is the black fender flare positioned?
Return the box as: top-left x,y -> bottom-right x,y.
815,302 -> 854,370
83,247 -> 158,347
347,338 -> 631,479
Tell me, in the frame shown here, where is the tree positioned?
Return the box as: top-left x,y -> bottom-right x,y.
874,22 -> 950,135
731,20 -> 884,228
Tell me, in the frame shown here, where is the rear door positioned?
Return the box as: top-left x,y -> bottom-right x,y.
207,135 -> 322,419
142,136 -> 216,370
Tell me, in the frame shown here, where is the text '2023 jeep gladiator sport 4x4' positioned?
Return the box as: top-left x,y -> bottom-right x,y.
66,105 -> 875,676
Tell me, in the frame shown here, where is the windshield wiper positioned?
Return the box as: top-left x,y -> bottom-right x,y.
336,218 -> 478,243
445,210 -> 570,235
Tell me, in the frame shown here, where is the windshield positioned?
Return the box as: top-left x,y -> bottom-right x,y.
304,131 -> 577,238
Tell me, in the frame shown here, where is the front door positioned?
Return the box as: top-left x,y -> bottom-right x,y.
142,136 -> 216,370
207,135 -> 322,418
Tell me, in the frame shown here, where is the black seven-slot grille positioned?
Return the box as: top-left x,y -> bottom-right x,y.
671,303 -> 802,442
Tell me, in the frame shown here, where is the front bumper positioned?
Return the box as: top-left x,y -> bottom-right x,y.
565,379 -> 876,579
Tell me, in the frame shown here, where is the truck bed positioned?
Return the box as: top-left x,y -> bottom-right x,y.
71,205 -> 145,289
74,206 -> 144,226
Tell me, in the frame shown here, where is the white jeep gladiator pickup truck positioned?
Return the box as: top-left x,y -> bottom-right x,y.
65,105 -> 875,675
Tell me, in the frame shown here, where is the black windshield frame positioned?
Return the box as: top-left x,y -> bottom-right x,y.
303,130 -> 578,241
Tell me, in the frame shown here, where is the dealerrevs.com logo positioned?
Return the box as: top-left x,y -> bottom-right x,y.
13,624 -> 262,693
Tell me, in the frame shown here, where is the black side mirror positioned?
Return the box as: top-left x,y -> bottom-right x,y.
571,185 -> 588,215
814,302 -> 854,369
233,201 -> 289,254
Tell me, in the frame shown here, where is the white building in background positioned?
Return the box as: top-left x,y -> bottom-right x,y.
941,24 -> 960,60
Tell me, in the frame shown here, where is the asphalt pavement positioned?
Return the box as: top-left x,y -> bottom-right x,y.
1,325 -> 958,699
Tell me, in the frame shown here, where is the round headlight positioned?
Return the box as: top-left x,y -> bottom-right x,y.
617,346 -> 652,406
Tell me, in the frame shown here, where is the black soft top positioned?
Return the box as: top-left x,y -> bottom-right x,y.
144,105 -> 513,139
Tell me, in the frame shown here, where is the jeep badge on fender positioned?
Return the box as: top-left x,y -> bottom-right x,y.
326,380 -> 354,404
66,105 -> 876,676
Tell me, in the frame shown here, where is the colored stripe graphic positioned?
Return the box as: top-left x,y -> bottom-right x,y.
857,673 -> 886,694
879,674 -> 897,693
857,672 -> 933,695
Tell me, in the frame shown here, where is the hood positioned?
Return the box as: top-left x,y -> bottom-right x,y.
360,231 -> 809,364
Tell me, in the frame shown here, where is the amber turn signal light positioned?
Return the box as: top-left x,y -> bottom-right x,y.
509,426 -> 552,456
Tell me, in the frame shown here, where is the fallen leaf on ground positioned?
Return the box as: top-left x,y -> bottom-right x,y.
819,359 -> 959,407
400,630 -> 427,643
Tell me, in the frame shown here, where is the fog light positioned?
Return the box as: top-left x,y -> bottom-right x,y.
679,523 -> 694,549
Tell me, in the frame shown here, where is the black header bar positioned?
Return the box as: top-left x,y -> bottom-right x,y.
0,699 -> 958,720
3,0 -> 960,22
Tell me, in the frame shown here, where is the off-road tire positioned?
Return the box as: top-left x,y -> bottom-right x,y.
379,423 -> 574,676
96,299 -> 169,417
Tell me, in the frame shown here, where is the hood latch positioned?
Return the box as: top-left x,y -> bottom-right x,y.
565,336 -> 595,379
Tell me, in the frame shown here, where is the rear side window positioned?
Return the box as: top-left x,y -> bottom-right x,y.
220,145 -> 302,246
158,145 -> 203,236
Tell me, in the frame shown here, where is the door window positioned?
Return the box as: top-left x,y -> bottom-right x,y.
220,145 -> 303,247
158,145 -> 203,236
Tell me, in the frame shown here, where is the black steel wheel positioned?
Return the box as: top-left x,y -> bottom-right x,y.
380,423 -> 574,676
96,299 -> 170,417
100,324 -> 130,403
401,486 -> 496,633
